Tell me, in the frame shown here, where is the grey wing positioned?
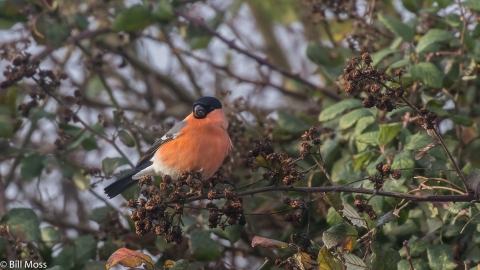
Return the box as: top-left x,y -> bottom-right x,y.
135,120 -> 187,168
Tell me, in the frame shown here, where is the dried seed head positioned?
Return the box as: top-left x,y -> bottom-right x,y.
362,52 -> 372,65
382,164 -> 391,173
371,84 -> 381,93
391,169 -> 402,180
362,95 -> 375,108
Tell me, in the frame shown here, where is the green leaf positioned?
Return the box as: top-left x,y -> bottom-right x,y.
20,153 -> 44,181
81,137 -> 98,151
378,123 -> 402,146
211,224 -> 242,243
389,58 -> 411,70
306,42 -> 330,66
341,202 -> 366,227
464,0 -> 480,12
327,207 -> 344,226
317,247 -> 343,270
404,131 -> 434,151
248,0 -> 298,25
370,242 -> 401,270
450,115 -> 474,126
118,130 -> 136,147
324,192 -> 344,212
0,108 -> 14,138
72,13 -> 89,30
89,206 -> 114,227
277,110 -> 310,133
322,223 -> 357,249
378,14 -> 414,42
170,259 -> 190,270
40,226 -> 61,250
319,99 -> 363,122
343,253 -> 368,269
1,208 -> 41,242
371,48 -> 398,67
0,238 -> 6,259
0,0 -> 27,29
186,16 -> 221,49
153,0 -> 174,23
46,23 -> 71,48
427,245 -> 457,270
46,266 -> 65,270
416,29 -> 455,53
353,150 -> 375,171
134,125 -> 155,144
53,245 -> 74,270
339,108 -> 374,130
445,14 -> 461,27
189,230 -> 222,261
410,62 -> 444,88
356,131 -> 380,146
113,110 -> 121,128
74,235 -> 97,268
102,157 -> 130,176
467,168 -> 480,197
39,226 -> 61,263
391,151 -> 414,181
111,5 -> 154,32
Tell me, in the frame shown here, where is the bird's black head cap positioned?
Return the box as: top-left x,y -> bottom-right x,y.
192,96 -> 222,119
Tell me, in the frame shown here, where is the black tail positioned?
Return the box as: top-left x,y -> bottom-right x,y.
104,161 -> 152,199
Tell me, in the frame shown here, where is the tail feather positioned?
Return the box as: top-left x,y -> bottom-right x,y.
104,161 -> 153,199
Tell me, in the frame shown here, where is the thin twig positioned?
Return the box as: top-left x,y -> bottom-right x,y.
403,240 -> 414,270
256,257 -> 269,270
174,10 -> 341,101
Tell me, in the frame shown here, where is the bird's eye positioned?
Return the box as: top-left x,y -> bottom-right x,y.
193,105 -> 207,119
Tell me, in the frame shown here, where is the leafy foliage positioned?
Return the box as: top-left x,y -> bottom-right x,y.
0,0 -> 480,269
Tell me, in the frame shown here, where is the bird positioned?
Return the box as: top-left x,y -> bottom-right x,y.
104,96 -> 232,199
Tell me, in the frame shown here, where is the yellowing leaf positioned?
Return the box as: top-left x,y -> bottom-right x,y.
106,248 -> 155,270
317,247 -> 344,270
293,252 -> 318,270
165,260 -> 176,269
323,223 -> 357,251
251,236 -> 289,249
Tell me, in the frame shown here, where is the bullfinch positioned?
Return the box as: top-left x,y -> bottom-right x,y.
104,96 -> 232,199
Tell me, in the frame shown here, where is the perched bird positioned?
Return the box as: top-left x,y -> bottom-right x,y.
104,96 -> 232,199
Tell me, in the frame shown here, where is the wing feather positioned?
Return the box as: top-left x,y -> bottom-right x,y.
135,120 -> 187,168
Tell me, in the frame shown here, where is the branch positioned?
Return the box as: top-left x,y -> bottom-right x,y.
174,10 -> 341,101
33,27 -> 111,62
187,185 -> 474,203
97,41 -> 197,104
359,71 -> 469,191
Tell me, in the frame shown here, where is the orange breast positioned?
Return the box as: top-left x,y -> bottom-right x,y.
156,119 -> 231,178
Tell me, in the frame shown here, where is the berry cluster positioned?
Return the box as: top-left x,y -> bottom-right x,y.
282,198 -> 305,227
1,53 -> 38,89
342,53 -> 405,112
368,162 -> 402,190
126,169 -> 245,244
354,195 -> 377,220
300,126 -> 321,159
418,108 -> 438,130
206,189 -> 246,229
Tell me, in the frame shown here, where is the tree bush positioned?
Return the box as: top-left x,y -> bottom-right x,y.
0,0 -> 480,269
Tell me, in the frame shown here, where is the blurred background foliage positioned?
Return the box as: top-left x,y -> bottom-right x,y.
0,0 -> 480,269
